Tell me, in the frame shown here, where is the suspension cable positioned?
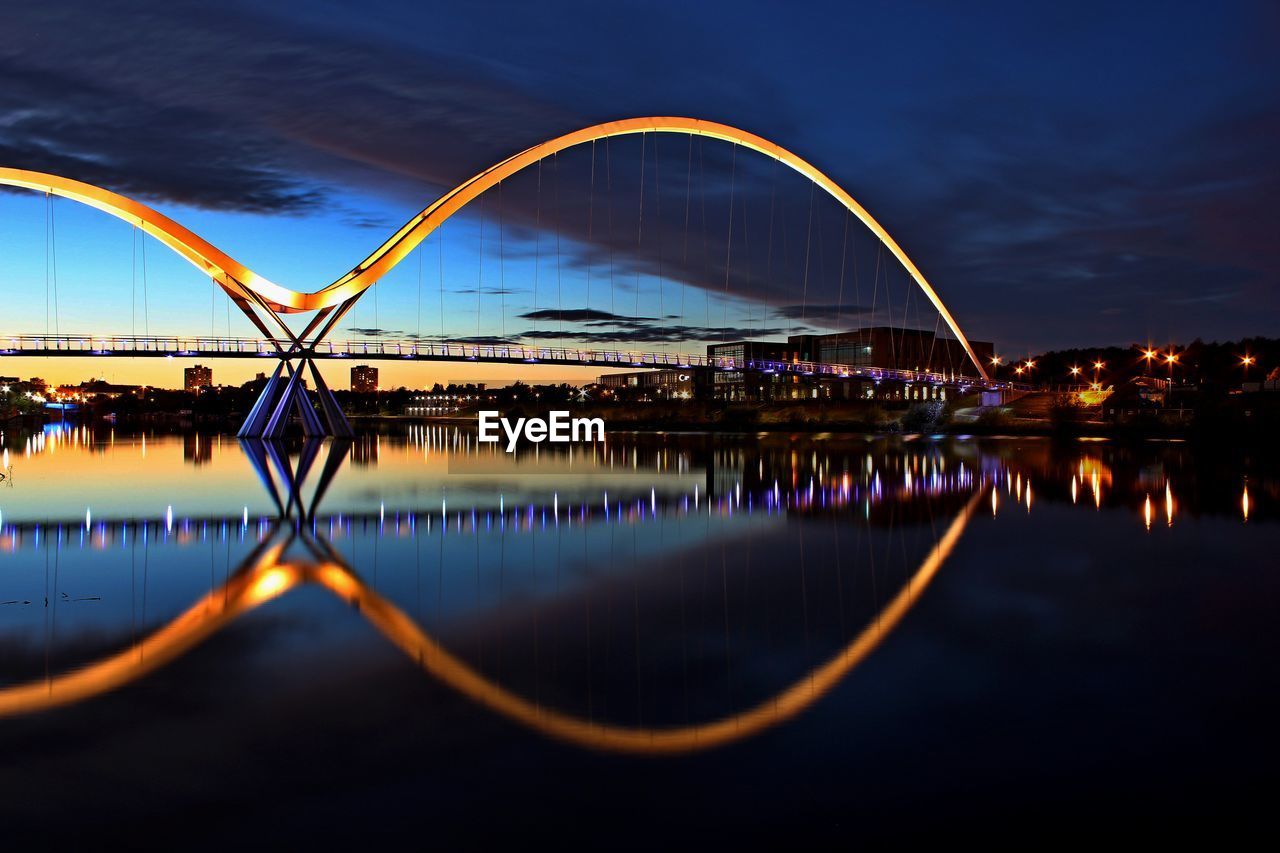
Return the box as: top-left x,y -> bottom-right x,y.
142,228 -> 150,338
721,143 -> 737,344
438,217 -> 445,343
131,224 -> 137,339
835,210 -> 850,334
498,180 -> 506,341
653,133 -> 665,349
416,240 -> 424,344
554,151 -> 563,337
606,138 -> 615,319
635,133 -> 646,325
475,192 -> 485,340
586,141 -> 595,325
681,135 -> 692,332
532,159 -> 543,347
799,180 -> 815,340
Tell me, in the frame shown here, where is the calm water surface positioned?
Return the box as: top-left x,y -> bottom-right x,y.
0,424 -> 1275,845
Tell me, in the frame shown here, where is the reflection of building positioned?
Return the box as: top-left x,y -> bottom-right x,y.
596,369 -> 707,400
183,433 -> 213,466
184,364 -> 213,392
351,435 -> 379,466
351,365 -> 379,393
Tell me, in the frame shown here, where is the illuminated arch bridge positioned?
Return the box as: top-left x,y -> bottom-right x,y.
0,118 -> 995,437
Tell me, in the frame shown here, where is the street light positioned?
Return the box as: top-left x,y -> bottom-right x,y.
1165,352 -> 1178,384
1069,365 -> 1082,380
1093,360 -> 1104,385
1143,349 -> 1158,374
1241,354 -> 1255,378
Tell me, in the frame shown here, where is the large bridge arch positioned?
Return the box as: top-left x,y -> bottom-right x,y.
1,117 -> 990,381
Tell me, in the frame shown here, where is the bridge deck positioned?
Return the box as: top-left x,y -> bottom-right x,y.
1,334 -> 998,387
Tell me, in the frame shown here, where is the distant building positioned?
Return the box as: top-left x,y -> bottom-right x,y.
596,369 -> 707,400
704,328 -> 994,401
708,329 -> 993,376
351,365 -> 379,393
55,380 -> 141,400
184,364 -> 213,392
789,328 -> 994,375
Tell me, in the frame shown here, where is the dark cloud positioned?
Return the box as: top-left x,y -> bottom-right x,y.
345,327 -> 403,338
518,325 -> 789,345
518,309 -> 658,323
773,303 -> 873,323
0,0 -> 577,212
0,62 -> 322,213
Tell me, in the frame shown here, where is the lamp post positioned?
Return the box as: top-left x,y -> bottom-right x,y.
1164,352 -> 1178,385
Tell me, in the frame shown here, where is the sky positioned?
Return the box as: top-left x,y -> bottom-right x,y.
0,0 -> 1277,388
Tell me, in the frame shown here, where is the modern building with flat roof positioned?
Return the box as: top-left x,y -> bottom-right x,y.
351,365 -> 379,393
184,364 -> 212,392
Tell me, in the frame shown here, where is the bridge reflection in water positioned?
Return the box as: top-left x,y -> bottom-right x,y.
0,430 -> 991,752
1,427 -> 1264,756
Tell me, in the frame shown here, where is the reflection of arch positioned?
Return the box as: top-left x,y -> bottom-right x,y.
0,118 -> 989,380
0,488 -> 983,752
0,539 -> 301,718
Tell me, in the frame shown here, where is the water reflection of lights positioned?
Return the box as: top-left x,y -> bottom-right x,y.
0,431 -> 1265,549
0,466 -> 982,551
0,491 -> 987,754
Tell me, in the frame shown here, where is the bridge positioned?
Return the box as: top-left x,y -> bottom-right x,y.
1,116 -> 998,438
0,334 -> 982,387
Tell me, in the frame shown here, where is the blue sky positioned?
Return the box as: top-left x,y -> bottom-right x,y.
1,0 -> 1276,387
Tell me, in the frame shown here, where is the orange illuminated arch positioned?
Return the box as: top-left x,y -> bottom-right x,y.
0,118 -> 990,380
